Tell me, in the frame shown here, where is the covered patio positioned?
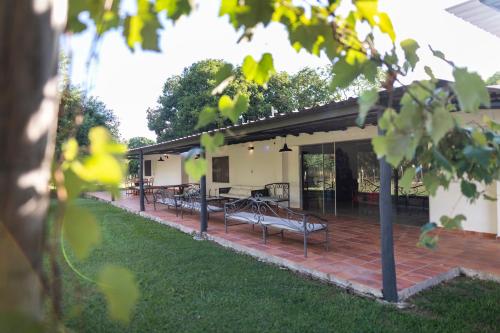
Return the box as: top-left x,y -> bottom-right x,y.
89,191 -> 500,301
125,88 -> 500,302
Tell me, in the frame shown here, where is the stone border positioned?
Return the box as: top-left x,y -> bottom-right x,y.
84,193 -> 499,302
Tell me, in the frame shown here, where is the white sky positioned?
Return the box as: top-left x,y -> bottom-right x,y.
67,0 -> 500,141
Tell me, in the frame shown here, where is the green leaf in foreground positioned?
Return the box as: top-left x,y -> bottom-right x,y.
440,214 -> 465,230
399,167 -> 416,192
196,107 -> 217,129
452,67 -> 490,112
218,94 -> 249,124
63,205 -> 101,260
460,180 -> 477,198
357,89 -> 379,127
400,38 -> 419,70
201,133 -> 224,153
185,157 -> 208,181
97,265 -> 140,324
417,222 -> 438,249
242,53 -> 276,85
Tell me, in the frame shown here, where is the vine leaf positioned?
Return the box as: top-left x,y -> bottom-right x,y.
63,205 -> 101,260
460,180 -> 477,198
155,0 -> 193,20
123,0 -> 162,51
400,38 -> 419,70
377,12 -> 395,42
242,53 -> 275,85
185,157 -> 207,181
97,265 -> 140,323
440,214 -> 465,230
357,89 -> 379,127
399,167 -> 416,192
201,133 -> 224,153
212,63 -> 235,95
430,107 -> 454,144
330,58 -> 361,90
218,94 -> 249,123
417,222 -> 438,249
196,107 -> 218,129
452,67 -> 490,112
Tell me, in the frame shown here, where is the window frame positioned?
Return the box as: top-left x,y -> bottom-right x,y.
212,156 -> 229,183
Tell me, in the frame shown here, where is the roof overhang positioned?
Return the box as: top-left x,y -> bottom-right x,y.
127,85 -> 500,157
447,0 -> 500,38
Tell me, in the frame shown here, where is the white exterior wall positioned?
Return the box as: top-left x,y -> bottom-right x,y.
142,154 -> 185,186
146,109 -> 500,235
430,181 -> 498,234
428,109 -> 500,235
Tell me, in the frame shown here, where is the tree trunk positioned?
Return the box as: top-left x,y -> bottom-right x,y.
0,0 -> 65,324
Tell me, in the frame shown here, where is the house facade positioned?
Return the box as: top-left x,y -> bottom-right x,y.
131,93 -> 500,237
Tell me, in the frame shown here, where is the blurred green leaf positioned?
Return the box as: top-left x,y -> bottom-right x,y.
330,58 -> 361,90
63,205 -> 101,260
377,12 -> 395,42
357,89 -> 379,127
400,167 -> 416,192
242,53 -> 275,85
430,107 -> 454,144
97,265 -> 140,323
417,222 -> 438,249
212,64 -> 235,95
63,138 -> 79,161
400,38 -> 419,70
201,133 -> 224,153
155,0 -> 193,20
471,129 -> 487,146
460,180 -> 477,198
452,67 -> 490,112
218,94 -> 249,123
123,0 -> 162,51
185,157 -> 207,181
196,107 -> 218,129
440,214 -> 465,230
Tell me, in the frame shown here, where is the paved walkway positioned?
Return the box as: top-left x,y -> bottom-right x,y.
88,192 -> 500,301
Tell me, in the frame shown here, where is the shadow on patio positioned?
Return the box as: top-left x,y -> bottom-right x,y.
88,191 -> 500,301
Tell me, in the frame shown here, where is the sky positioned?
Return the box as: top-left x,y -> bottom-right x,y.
67,0 -> 500,141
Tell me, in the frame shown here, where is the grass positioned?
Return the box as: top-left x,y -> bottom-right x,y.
60,198 -> 500,333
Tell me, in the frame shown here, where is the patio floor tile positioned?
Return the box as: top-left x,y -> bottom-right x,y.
89,192 -> 500,300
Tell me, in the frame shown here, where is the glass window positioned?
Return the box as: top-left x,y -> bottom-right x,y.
212,156 -> 229,183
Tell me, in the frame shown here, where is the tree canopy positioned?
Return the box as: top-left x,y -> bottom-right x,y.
486,71 -> 500,85
56,86 -> 120,157
146,59 -> 374,142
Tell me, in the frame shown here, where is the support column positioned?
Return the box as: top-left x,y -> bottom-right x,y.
139,150 -> 145,212
378,112 -> 398,302
200,151 -> 208,233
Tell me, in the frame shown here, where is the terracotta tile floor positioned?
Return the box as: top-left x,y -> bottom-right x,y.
88,192 -> 500,300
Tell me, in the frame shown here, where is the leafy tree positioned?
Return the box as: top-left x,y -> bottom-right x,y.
56,86 -> 121,158
148,60 -> 349,142
127,137 -> 155,175
486,71 -> 500,85
290,67 -> 334,110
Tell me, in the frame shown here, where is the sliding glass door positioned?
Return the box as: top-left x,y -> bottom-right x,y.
301,143 -> 336,215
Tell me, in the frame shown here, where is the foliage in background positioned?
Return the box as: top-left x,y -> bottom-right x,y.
146,59 -> 351,142
486,71 -> 500,85
56,85 -> 120,158
127,137 -> 156,175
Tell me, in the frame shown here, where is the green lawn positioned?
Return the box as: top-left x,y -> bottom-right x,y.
61,199 -> 500,332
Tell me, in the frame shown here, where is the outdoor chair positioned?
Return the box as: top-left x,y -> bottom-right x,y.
262,182 -> 290,207
180,185 -> 224,219
153,188 -> 181,216
224,197 -> 329,257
